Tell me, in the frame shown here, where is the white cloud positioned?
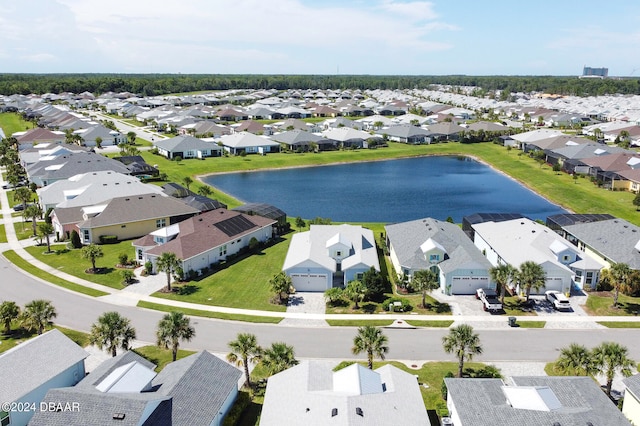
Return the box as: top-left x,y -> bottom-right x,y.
21,53 -> 57,62
377,0 -> 439,21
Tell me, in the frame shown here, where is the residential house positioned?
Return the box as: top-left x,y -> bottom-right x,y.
153,135 -> 222,160
218,132 -> 280,155
545,143 -> 629,173
12,128 -> 65,150
385,218 -> 494,295
179,121 -> 231,137
623,374 -> 640,425
445,376 -> 631,426
18,143 -> 89,167
377,124 -> 433,144
27,152 -> 132,187
577,152 -> 640,189
232,120 -> 272,135
425,122 -> 465,141
271,129 -> 334,152
232,202 -> 287,234
113,155 -> 159,177
260,361 -> 429,426
472,218 -> 602,292
322,127 -> 373,148
132,208 -> 275,275
29,350 -> 241,426
1,329 -> 88,426
37,170 -> 166,211
72,124 -> 125,147
51,193 -> 200,244
283,224 -> 380,291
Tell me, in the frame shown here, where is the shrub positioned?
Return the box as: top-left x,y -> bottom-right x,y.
173,267 -> 184,282
70,230 -> 82,249
324,287 -> 345,305
382,297 -> 412,312
441,371 -> 454,400
121,270 -> 135,285
249,237 -> 260,251
118,253 -> 129,266
223,391 -> 251,426
144,261 -> 153,275
99,235 -> 118,244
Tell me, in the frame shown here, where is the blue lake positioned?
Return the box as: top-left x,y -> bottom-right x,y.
203,156 -> 567,223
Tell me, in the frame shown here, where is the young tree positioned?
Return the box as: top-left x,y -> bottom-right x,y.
155,252 -> 181,292
182,176 -> 193,191
324,287 -> 344,306
592,342 -> 635,398
517,261 -> 546,302
156,311 -> 195,362
89,311 -> 137,357
0,301 -> 20,335
197,185 -> 213,197
352,325 -> 389,369
345,280 -> 367,309
227,333 -> 262,388
634,192 -> 640,211
294,216 -> 306,231
70,229 -> 82,248
81,243 -> 104,273
442,324 -> 483,378
121,269 -> 135,285
555,343 -> 596,376
362,267 -> 387,299
489,263 -> 516,304
20,299 -> 57,335
269,272 -> 293,303
24,203 -> 42,237
127,131 -> 137,144
38,222 -> 54,252
609,263 -> 631,308
411,269 -> 439,308
95,136 -> 103,149
261,342 -> 298,375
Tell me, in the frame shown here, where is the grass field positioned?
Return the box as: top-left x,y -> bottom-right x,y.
597,321 -> 640,328
515,320 -> 546,328
137,301 -> 283,323
325,319 -> 395,327
0,224 -> 7,243
24,243 -> 129,290
405,320 -> 455,327
13,220 -> 44,240
0,112 -> 33,136
2,250 -> 109,296
0,323 -> 90,354
132,345 -> 196,372
584,292 -> 640,316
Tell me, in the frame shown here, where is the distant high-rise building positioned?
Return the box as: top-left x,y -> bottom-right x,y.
582,66 -> 608,78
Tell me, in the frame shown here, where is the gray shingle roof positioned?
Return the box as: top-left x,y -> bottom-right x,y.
154,135 -> 218,153
445,376 -> 631,426
27,152 -> 131,183
0,329 -> 88,403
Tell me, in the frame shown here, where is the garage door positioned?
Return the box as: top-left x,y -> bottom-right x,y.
290,273 -> 328,292
450,276 -> 489,295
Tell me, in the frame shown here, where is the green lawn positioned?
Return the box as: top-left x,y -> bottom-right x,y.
123,119 -> 145,127
597,321 -> 640,328
0,224 -> 7,243
132,345 -> 196,372
405,320 -> 454,327
326,320 -> 394,327
502,296 -> 539,316
584,292 -> 640,316
515,320 -> 546,328
0,112 -> 33,136
152,236 -> 290,312
137,301 -> 283,324
2,250 -> 109,296
0,323 -> 90,354
13,220 -> 43,240
24,242 -> 131,290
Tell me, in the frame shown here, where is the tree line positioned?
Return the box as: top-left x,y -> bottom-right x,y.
0,74 -> 639,96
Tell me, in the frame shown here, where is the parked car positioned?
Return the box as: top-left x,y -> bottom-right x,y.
2,180 -> 27,189
545,290 -> 571,311
13,202 -> 34,212
476,288 -> 503,312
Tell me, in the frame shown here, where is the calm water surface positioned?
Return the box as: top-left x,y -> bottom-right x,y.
204,156 -> 567,223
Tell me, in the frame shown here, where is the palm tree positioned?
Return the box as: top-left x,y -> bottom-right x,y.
592,342 -> 635,398
156,312 -> 195,362
14,186 -> 32,212
490,263 -> 516,303
555,343 -> 595,376
155,252 -> 181,292
38,222 -> 54,253
182,176 -> 193,191
517,261 -> 546,302
126,131 -> 137,144
24,203 -> 41,237
411,269 -> 440,308
345,280 -> 367,309
95,136 -> 103,149
609,263 -> 631,308
89,311 -> 137,357
197,185 -> 212,197
352,325 -> 389,369
20,299 -> 57,335
81,243 -> 104,273
227,333 -> 262,388
261,342 -> 298,375
0,301 -> 20,335
269,272 -> 293,303
442,324 -> 483,377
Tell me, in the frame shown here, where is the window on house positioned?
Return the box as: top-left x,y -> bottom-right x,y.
562,255 -> 571,262
356,273 -> 364,280
336,251 -> 342,257
138,249 -> 143,261
586,271 -> 593,285
156,219 -> 166,228
83,229 -> 89,242
219,245 -> 227,256
429,254 -> 440,262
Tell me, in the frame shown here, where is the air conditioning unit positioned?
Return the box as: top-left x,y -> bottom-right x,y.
441,417 -> 454,426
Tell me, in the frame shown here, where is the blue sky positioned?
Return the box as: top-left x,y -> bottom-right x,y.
1,0 -> 638,76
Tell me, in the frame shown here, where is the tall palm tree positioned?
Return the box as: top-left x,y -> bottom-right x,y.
442,324 -> 483,378
20,300 -> 57,335
411,269 -> 439,308
156,312 -> 195,362
345,280 -> 367,309
89,311 -> 137,357
38,222 -> 54,253
490,263 -> 516,303
227,333 -> 262,388
81,243 -> 104,273
14,186 -> 32,212
555,343 -> 595,376
609,263 -> 631,308
592,342 -> 635,398
24,203 -> 42,237
155,252 -> 181,292
352,325 -> 389,369
517,261 -> 546,302
182,176 -> 193,191
0,301 -> 20,335
261,342 -> 298,375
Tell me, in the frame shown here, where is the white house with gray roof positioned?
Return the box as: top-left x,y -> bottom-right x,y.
1,329 -> 88,426
154,134 -> 222,160
260,361 -> 428,426
385,218 -> 494,295
445,376 -> 631,426
283,224 -> 380,292
472,218 -> 603,293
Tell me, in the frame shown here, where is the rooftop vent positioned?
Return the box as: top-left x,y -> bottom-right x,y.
331,408 -> 338,417
355,407 -> 364,417
113,413 -> 126,420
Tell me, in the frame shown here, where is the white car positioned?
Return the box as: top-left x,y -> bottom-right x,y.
545,290 -> 571,311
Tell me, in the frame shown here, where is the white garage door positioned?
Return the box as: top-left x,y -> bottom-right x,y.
290,273 -> 328,292
450,276 -> 489,295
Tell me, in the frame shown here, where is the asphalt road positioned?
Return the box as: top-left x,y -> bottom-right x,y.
3,256 -> 640,362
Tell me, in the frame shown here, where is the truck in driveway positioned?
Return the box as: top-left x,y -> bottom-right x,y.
476,288 -> 503,312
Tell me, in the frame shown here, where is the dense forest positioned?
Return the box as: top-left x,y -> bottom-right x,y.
0,73 -> 639,97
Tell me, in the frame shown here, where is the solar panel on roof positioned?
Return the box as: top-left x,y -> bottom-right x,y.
213,215 -> 256,237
